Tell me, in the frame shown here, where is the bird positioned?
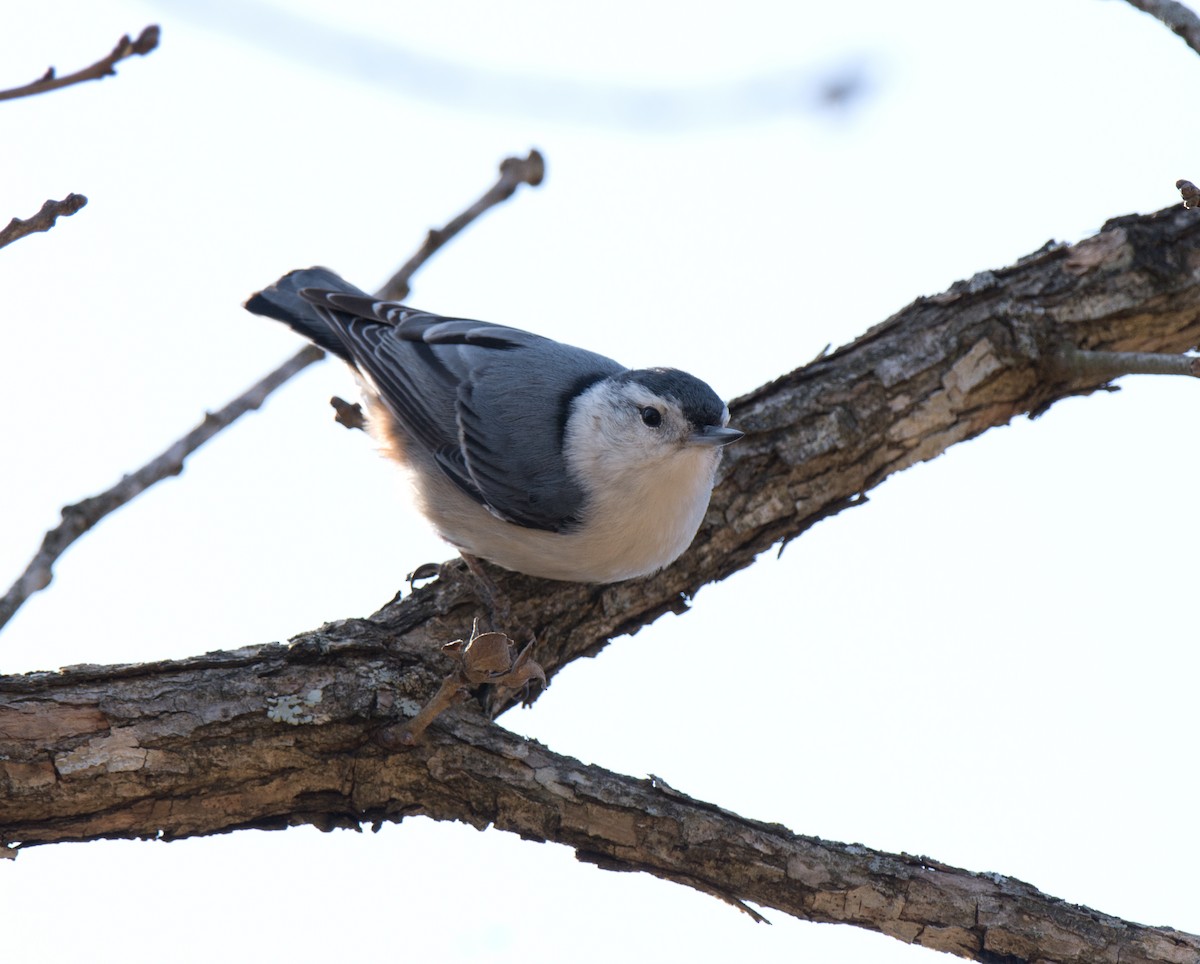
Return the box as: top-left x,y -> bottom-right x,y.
245,267 -> 743,584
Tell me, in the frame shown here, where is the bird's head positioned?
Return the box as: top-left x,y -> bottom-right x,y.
564,368 -> 742,489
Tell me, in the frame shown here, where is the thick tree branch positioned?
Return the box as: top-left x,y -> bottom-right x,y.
1,645 -> 1196,962
0,26 -> 160,102
3,206 -> 1200,960
475,207 -> 1200,706
1122,0 -> 1200,57
0,151 -> 546,634
0,194 -> 87,250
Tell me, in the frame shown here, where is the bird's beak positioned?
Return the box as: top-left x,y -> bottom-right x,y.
689,425 -> 744,447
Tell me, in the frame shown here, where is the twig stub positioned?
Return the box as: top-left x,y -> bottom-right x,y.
1178,178 -> 1200,209
330,396 -> 365,431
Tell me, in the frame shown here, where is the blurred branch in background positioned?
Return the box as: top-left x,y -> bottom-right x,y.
0,26 -> 159,102
151,0 -> 871,129
0,151 -> 545,637
0,194 -> 87,250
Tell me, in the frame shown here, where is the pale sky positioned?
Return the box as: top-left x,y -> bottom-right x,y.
2,2 -> 1198,962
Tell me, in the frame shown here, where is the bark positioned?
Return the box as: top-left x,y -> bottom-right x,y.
4,204 -> 1200,962
2,648 -> 1198,963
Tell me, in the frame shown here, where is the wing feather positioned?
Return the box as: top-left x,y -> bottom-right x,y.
298,288 -> 622,531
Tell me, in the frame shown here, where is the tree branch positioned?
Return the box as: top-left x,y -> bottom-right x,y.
1049,344 -> 1200,380
0,194 -> 87,250
0,26 -> 160,103
1,645 -> 1196,963
1121,0 -> 1200,57
0,151 -> 546,635
4,206 -> 1200,960
375,149 -> 545,301
0,345 -> 324,633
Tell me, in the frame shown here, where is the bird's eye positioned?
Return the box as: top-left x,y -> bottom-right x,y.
640,406 -> 662,428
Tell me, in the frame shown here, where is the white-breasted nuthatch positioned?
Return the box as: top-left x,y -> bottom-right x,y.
246,268 -> 743,583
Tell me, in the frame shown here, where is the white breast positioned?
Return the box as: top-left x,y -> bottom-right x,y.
406,441 -> 721,583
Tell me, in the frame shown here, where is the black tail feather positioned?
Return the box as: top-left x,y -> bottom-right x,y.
244,266 -> 369,364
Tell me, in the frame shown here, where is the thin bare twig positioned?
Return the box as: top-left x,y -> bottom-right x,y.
326,152 -> 543,427
376,149 -> 545,301
0,346 -> 323,633
0,194 -> 87,250
0,26 -> 160,103
0,152 -> 545,635
1050,344 -> 1200,380
1122,0 -> 1200,57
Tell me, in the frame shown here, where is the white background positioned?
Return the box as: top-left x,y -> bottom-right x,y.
2,2 -> 1197,961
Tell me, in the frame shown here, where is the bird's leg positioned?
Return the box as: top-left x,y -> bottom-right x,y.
457,553 -> 544,714
410,554 -> 515,630
459,552 -> 513,630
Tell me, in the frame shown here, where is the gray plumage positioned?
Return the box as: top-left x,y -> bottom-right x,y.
246,267 -> 742,583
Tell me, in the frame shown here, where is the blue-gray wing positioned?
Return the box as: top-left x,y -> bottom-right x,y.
301,288 -> 623,532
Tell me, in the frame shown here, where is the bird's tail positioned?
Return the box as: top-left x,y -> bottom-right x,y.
244,266 -> 369,363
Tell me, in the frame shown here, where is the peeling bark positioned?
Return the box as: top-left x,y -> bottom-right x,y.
4,205 -> 1200,962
